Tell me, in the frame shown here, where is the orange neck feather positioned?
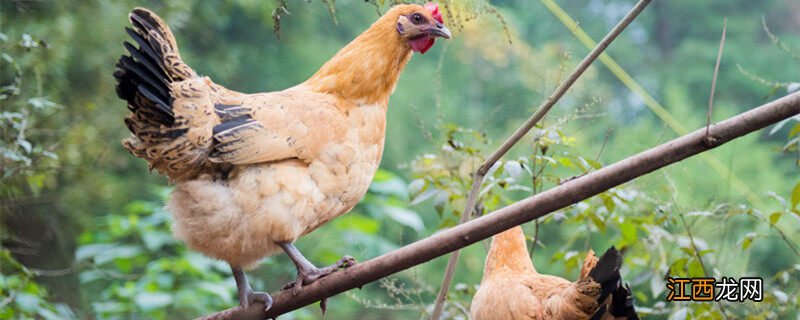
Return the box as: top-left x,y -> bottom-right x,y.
482,226 -> 537,281
304,7 -> 413,106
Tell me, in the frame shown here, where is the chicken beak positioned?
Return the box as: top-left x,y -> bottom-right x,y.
428,23 -> 452,39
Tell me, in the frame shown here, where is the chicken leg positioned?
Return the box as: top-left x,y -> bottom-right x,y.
279,242 -> 356,293
231,265 -> 273,311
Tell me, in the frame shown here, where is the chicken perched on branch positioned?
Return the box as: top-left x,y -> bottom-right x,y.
114,3 -> 450,312
470,226 -> 639,320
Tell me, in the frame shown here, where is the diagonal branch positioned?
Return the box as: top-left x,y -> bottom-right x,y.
429,0 -> 652,316
541,0 -> 767,208
197,91 -> 800,320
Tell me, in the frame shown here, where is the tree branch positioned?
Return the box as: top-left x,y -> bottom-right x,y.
197,91 -> 800,320
430,0 -> 652,316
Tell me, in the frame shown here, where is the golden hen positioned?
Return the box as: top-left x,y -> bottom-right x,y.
114,3 -> 450,311
470,226 -> 638,320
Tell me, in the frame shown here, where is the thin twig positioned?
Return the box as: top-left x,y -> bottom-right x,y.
198,91 -> 800,320
678,214 -> 729,319
762,16 -> 800,61
747,213 -> 800,259
706,18 -> 727,144
529,134 -> 549,257
530,219 -> 540,257
30,261 -> 87,277
560,128 -> 612,184
428,1 -> 653,317
0,290 -> 18,310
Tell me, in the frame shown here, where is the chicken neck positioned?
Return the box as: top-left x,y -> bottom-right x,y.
304,9 -> 415,106
482,226 -> 538,280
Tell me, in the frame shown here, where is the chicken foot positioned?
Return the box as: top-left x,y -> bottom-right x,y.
279,242 -> 356,291
231,265 -> 273,312
278,242 -> 356,313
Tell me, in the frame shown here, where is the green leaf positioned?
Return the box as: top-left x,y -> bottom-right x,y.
334,214 -> 380,234
784,136 -> 800,151
433,191 -> 448,215
769,212 -> 782,225
369,176 -> 408,200
141,230 -> 174,251
788,123 -> 800,138
589,214 -> 606,232
14,292 -> 41,312
791,183 -> 800,209
196,281 -> 234,303
770,117 -> 794,135
601,194 -> 615,212
773,289 -> 789,303
75,243 -> 116,261
407,178 -> 425,196
410,188 -> 439,206
82,245 -> 141,265
669,258 -> 688,276
557,156 -> 574,169
381,206 -> 424,232
741,238 -> 753,250
620,221 -> 636,241
134,292 -> 173,311
504,161 -> 524,180
91,302 -> 127,314
741,232 -> 758,250
650,273 -> 664,298
685,211 -> 712,217
687,260 -> 704,277
17,139 -> 32,153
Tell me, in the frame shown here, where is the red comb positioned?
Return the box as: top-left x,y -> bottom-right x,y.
424,2 -> 443,24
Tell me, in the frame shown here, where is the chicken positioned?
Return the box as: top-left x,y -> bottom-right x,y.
113,3 -> 450,311
470,226 -> 639,320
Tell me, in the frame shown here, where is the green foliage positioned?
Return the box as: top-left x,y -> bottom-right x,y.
406,115 -> 800,318
0,32 -> 60,196
75,193 -> 236,319
740,19 -> 800,165
408,124 -> 491,228
0,249 -> 75,319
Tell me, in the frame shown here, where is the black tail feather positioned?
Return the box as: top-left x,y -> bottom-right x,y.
123,27 -> 168,75
123,41 -> 168,85
588,246 -> 623,304
589,304 -> 607,320
129,11 -> 155,34
116,10 -> 176,128
118,55 -> 169,100
588,247 -> 640,320
137,84 -> 172,116
610,283 -> 639,320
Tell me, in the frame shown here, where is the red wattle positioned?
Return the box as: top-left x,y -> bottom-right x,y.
409,36 -> 435,54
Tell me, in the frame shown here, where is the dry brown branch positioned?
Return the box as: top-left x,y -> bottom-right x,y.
196,90 -> 800,320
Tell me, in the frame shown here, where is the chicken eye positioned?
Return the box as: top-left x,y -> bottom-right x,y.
411,13 -> 424,24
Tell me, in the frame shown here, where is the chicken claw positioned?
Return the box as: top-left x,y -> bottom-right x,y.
278,242 -> 356,314
231,265 -> 273,312
240,289 -> 273,312
281,254 -> 357,293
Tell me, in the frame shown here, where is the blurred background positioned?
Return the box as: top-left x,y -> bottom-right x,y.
1,0 -> 799,319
